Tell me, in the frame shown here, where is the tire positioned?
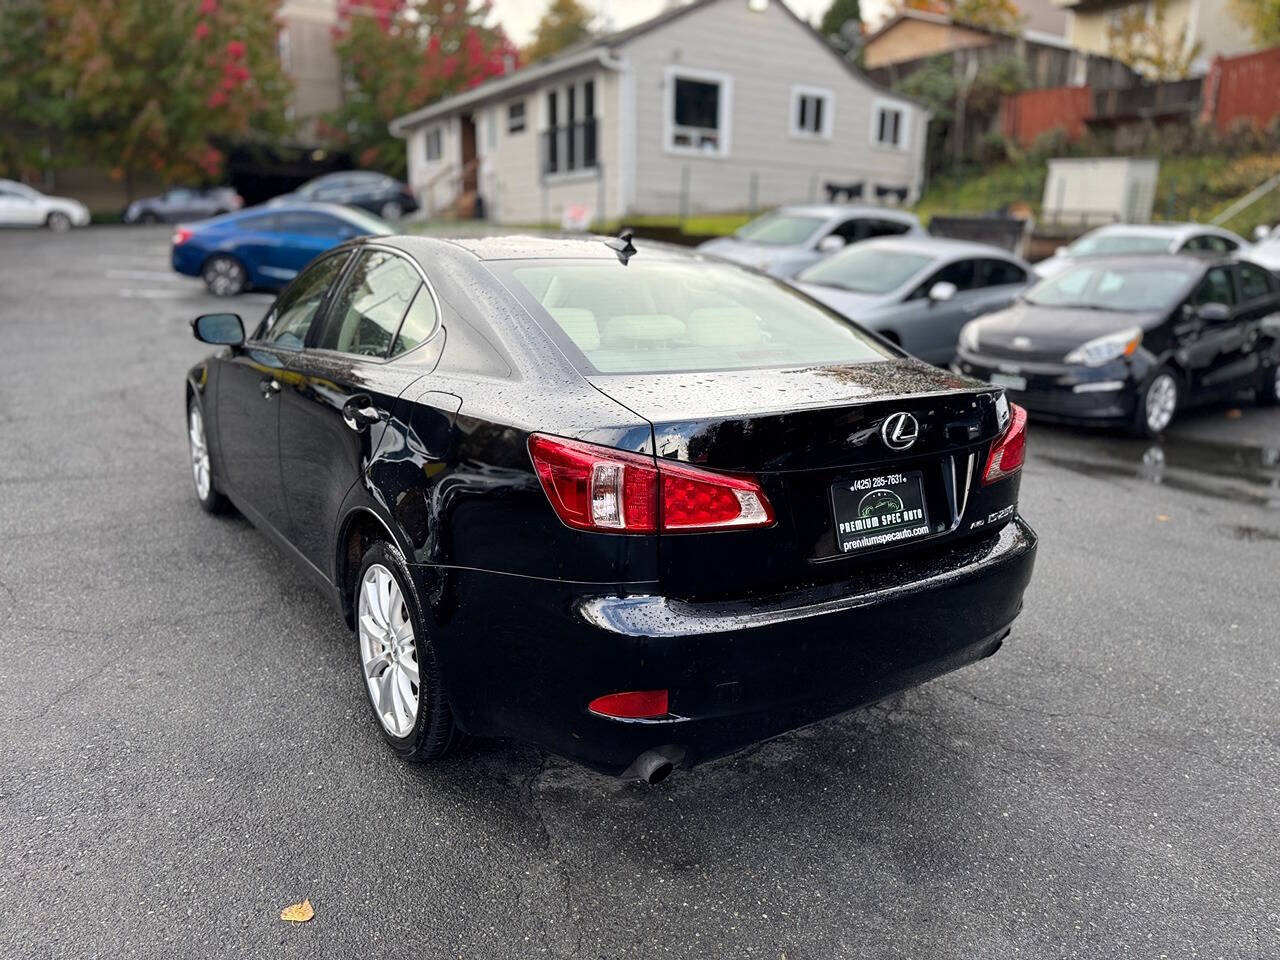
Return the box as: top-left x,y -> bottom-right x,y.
187,398 -> 228,514
1131,367 -> 1179,437
1258,360 -> 1280,407
354,541 -> 461,762
202,254 -> 247,297
139,211 -> 160,225
46,211 -> 72,232
379,200 -> 404,221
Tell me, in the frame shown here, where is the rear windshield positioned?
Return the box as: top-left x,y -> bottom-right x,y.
797,246 -> 933,294
1068,233 -> 1172,257
734,214 -> 825,246
1025,263 -> 1196,312
499,259 -> 893,374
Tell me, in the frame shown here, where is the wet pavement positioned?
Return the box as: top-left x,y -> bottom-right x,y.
2,226 -> 1278,959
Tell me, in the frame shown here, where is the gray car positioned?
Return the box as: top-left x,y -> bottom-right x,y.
791,237 -> 1033,366
697,204 -> 924,278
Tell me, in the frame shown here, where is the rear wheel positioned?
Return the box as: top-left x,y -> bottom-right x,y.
202,254 -> 246,296
1258,361 -> 1280,407
354,541 -> 461,761
1132,368 -> 1179,437
46,211 -> 71,232
379,200 -> 404,220
139,211 -> 160,224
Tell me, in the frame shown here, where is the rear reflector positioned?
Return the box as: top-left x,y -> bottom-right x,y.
588,690 -> 669,719
983,402 -> 1027,484
528,433 -> 774,534
172,227 -> 193,246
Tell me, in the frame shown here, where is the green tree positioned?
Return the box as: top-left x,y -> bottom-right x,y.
0,0 -> 290,187
525,0 -> 594,64
1230,0 -> 1280,47
325,0 -> 519,176
1107,0 -> 1202,79
902,0 -> 1023,33
819,0 -> 862,47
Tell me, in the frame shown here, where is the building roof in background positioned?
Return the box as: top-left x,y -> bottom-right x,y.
390,0 -> 927,135
864,4 -> 1068,50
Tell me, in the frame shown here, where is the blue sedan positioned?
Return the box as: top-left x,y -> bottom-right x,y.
172,202 -> 391,296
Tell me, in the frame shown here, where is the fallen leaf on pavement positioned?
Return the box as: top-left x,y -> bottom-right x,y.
280,899 -> 314,923
1156,514 -> 1170,522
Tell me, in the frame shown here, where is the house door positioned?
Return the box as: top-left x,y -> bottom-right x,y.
460,114 -> 478,194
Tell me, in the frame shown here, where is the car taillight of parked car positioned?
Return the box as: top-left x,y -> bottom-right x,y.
983,403 -> 1027,484
528,433 -> 775,534
172,227 -> 193,246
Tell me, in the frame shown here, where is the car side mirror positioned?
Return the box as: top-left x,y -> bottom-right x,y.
929,281 -> 957,303
1254,225 -> 1271,242
192,312 -> 245,345
817,235 -> 846,253
1054,246 -> 1067,258
1196,302 -> 1231,324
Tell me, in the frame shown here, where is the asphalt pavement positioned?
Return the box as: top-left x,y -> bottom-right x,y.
2,226 -> 1278,960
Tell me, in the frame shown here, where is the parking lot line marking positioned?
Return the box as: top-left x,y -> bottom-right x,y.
106,269 -> 187,281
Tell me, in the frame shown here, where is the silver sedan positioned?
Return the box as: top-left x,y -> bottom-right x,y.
790,237 -> 1033,367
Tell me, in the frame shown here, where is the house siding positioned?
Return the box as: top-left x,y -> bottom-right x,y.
1065,0 -> 1253,66
476,68 -> 622,225
621,0 -> 926,217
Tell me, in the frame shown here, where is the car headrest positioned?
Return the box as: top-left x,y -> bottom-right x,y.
545,306 -> 601,352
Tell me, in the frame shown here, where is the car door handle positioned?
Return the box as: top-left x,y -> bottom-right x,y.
260,378 -> 280,399
342,395 -> 384,432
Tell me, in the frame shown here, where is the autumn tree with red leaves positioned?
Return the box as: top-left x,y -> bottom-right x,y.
324,0 -> 519,176
0,0 -> 290,188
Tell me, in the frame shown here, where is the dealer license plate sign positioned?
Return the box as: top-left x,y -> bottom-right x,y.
832,471 -> 931,553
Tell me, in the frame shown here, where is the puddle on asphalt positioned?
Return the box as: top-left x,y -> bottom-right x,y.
1038,433 -> 1280,511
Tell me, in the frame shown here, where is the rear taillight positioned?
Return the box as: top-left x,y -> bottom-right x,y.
588,690 -> 669,719
983,403 -> 1027,484
527,433 -> 774,534
172,227 -> 193,246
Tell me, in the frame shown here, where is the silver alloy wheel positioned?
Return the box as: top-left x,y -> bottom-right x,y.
380,201 -> 403,220
204,257 -> 244,296
188,405 -> 212,501
47,212 -> 71,232
358,564 -> 420,738
1145,373 -> 1178,434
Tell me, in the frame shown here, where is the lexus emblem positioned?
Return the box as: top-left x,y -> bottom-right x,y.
881,412 -> 919,451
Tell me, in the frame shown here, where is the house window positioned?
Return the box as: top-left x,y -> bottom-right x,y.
872,102 -> 908,150
543,78 -> 598,176
791,86 -> 833,138
508,100 -> 526,134
665,67 -> 731,156
424,127 -> 442,162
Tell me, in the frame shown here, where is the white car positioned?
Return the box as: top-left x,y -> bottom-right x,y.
0,179 -> 91,232
1033,223 -> 1249,280
1249,225 -> 1280,275
697,204 -> 924,278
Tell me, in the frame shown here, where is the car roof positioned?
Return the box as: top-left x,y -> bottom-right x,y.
770,204 -> 919,223
1086,223 -> 1234,240
856,235 -> 1027,261
1058,251 -> 1230,269
404,233 -> 702,262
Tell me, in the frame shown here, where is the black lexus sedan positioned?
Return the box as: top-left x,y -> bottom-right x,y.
185,235 -> 1037,781
955,254 -> 1280,436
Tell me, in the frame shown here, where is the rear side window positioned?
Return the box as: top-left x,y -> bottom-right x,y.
276,212 -> 341,235
259,253 -> 349,347
317,250 -> 421,357
502,259 -> 893,375
1238,262 -> 1273,300
235,213 -> 276,232
979,259 -> 1027,287
392,285 -> 439,357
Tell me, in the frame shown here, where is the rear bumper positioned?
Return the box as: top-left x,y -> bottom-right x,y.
954,353 -> 1139,425
416,516 -> 1038,775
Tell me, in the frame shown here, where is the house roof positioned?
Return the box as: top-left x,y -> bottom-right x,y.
389,0 -> 927,136
864,7 -> 1071,51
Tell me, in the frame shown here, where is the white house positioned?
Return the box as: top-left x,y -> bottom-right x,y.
389,0 -> 929,226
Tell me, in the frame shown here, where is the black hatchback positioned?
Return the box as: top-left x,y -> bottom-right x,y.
956,254 -> 1280,435
184,235 -> 1037,780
